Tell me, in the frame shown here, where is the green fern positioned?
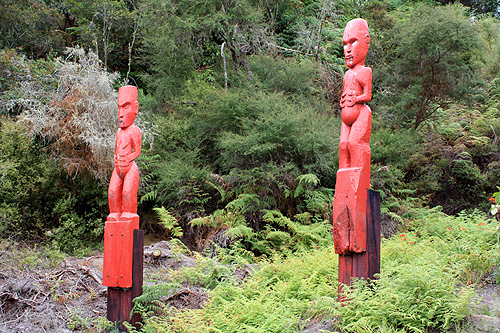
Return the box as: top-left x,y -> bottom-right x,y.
225,224 -> 255,239
140,189 -> 158,204
294,173 -> 320,198
225,193 -> 261,214
153,206 -> 183,237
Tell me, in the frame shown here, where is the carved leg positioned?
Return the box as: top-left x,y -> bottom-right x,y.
122,163 -> 140,214
108,169 -> 124,215
347,106 -> 371,171
338,122 -> 351,169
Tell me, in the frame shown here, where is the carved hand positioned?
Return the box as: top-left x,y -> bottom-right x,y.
341,91 -> 357,108
117,154 -> 131,167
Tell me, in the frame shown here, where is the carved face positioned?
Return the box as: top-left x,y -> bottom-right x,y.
117,86 -> 138,129
343,19 -> 370,68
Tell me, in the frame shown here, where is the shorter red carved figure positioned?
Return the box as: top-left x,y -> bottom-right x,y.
333,18 -> 372,256
103,85 -> 142,288
108,85 -> 142,219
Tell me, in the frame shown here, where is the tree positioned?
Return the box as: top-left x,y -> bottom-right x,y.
16,48 -> 119,181
0,0 -> 70,58
62,0 -> 139,71
477,15 -> 500,80
138,0 -> 270,104
375,3 -> 481,128
438,0 -> 500,17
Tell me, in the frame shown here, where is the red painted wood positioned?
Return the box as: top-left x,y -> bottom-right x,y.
353,250 -> 368,279
103,215 -> 139,288
108,85 -> 142,215
338,254 -> 352,302
337,190 -> 381,302
105,85 -> 144,329
106,229 -> 144,329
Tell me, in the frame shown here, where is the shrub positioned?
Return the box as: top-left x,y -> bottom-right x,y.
18,47 -> 119,181
0,118 -> 107,253
0,119 -> 59,237
51,193 -> 105,256
249,56 -> 320,98
403,104 -> 500,214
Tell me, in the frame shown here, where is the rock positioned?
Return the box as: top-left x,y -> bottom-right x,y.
144,240 -> 196,270
144,241 -> 174,259
469,314 -> 500,332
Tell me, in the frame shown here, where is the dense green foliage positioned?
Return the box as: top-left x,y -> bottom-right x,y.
127,207 -> 499,332
375,4 -> 481,128
0,0 -> 499,253
0,119 -> 107,255
2,0 -> 500,330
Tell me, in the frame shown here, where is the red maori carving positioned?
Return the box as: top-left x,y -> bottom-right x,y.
103,85 -> 142,288
332,18 -> 372,256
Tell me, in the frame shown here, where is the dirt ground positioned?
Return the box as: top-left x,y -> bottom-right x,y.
1,240 -> 500,332
0,240 -> 208,332
470,284 -> 500,332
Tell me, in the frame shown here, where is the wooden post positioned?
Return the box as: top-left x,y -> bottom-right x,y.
131,229 -> 144,329
338,189 -> 380,300
366,189 -> 381,279
107,229 -> 144,330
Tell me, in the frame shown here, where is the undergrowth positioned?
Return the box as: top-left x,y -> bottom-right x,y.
130,206 -> 500,333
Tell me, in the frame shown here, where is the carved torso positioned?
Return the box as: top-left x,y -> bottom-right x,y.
115,125 -> 141,179
341,69 -> 364,126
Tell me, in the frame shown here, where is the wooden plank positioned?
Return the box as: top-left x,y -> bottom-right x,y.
337,189 -> 381,303
352,250 -> 368,280
366,189 -> 381,279
338,254 -> 353,302
338,254 -> 353,286
107,287 -> 132,330
131,230 -> 144,329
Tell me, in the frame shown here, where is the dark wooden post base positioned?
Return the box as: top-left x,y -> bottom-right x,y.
107,229 -> 144,330
338,189 -> 381,301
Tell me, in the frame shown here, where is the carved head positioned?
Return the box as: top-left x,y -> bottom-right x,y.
117,85 -> 139,129
343,18 -> 370,68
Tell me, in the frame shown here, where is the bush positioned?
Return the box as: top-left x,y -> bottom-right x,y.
0,119 -> 59,237
0,119 -> 107,254
139,73 -> 338,250
18,47 -> 120,181
51,194 -> 105,256
400,104 -> 500,214
250,56 -> 320,98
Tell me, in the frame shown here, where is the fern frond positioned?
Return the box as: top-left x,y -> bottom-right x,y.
153,206 -> 183,237
140,189 -> 158,204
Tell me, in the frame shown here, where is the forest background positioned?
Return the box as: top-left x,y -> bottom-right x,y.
2,0 -> 500,331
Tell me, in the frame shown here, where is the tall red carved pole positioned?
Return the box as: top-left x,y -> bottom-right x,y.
333,19 -> 380,301
103,85 -> 144,328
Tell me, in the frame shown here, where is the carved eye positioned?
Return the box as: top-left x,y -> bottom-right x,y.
352,40 -> 358,46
